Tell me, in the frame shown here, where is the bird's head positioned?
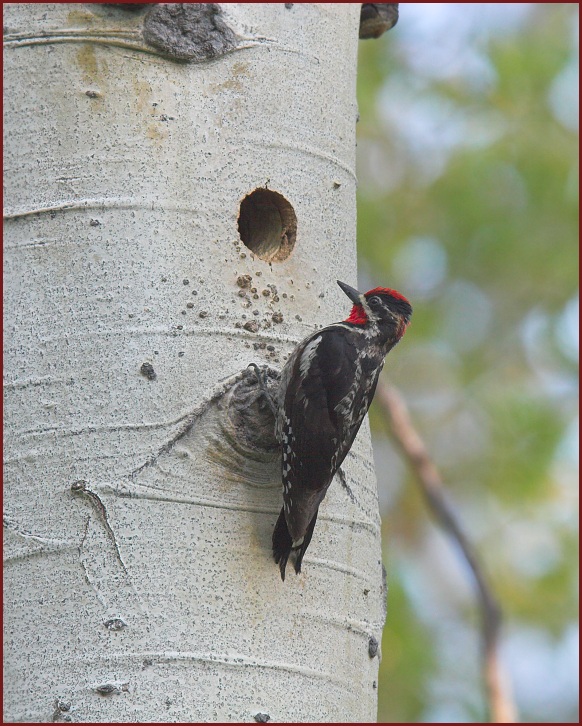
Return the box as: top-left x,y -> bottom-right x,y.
337,280 -> 412,338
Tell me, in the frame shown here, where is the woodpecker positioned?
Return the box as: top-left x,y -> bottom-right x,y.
272,279 -> 412,580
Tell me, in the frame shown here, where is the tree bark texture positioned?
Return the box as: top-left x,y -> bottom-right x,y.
4,3 -> 385,722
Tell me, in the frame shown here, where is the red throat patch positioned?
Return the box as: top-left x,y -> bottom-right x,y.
345,304 -> 367,325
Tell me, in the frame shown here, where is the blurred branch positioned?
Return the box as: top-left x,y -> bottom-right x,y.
375,381 -> 518,724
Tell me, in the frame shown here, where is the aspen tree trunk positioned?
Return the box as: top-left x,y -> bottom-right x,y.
3,4 -> 386,722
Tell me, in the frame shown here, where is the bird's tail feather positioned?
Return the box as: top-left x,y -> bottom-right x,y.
272,508 -> 292,581
293,508 -> 318,575
272,507 -> 319,581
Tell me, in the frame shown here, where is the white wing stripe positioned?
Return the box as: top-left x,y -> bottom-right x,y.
299,335 -> 322,377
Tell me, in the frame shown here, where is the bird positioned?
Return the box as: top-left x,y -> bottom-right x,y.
272,279 -> 412,580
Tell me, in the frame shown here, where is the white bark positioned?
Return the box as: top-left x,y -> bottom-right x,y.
3,3 -> 386,722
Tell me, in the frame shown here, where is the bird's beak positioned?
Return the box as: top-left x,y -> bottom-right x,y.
337,280 -> 363,305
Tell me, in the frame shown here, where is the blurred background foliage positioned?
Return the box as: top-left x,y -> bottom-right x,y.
355,4 -> 578,722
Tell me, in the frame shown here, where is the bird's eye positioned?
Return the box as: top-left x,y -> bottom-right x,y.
368,296 -> 381,307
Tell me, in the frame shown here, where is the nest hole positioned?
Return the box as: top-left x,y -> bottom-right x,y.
237,189 -> 296,263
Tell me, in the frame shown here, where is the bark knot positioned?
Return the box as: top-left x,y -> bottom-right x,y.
143,3 -> 237,62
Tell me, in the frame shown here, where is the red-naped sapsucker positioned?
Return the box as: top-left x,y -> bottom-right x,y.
272,280 -> 412,580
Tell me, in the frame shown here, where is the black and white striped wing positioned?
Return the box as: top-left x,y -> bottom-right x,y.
280,326 -> 378,541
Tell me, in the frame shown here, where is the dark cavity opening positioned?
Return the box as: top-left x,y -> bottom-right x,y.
237,189 -> 296,263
